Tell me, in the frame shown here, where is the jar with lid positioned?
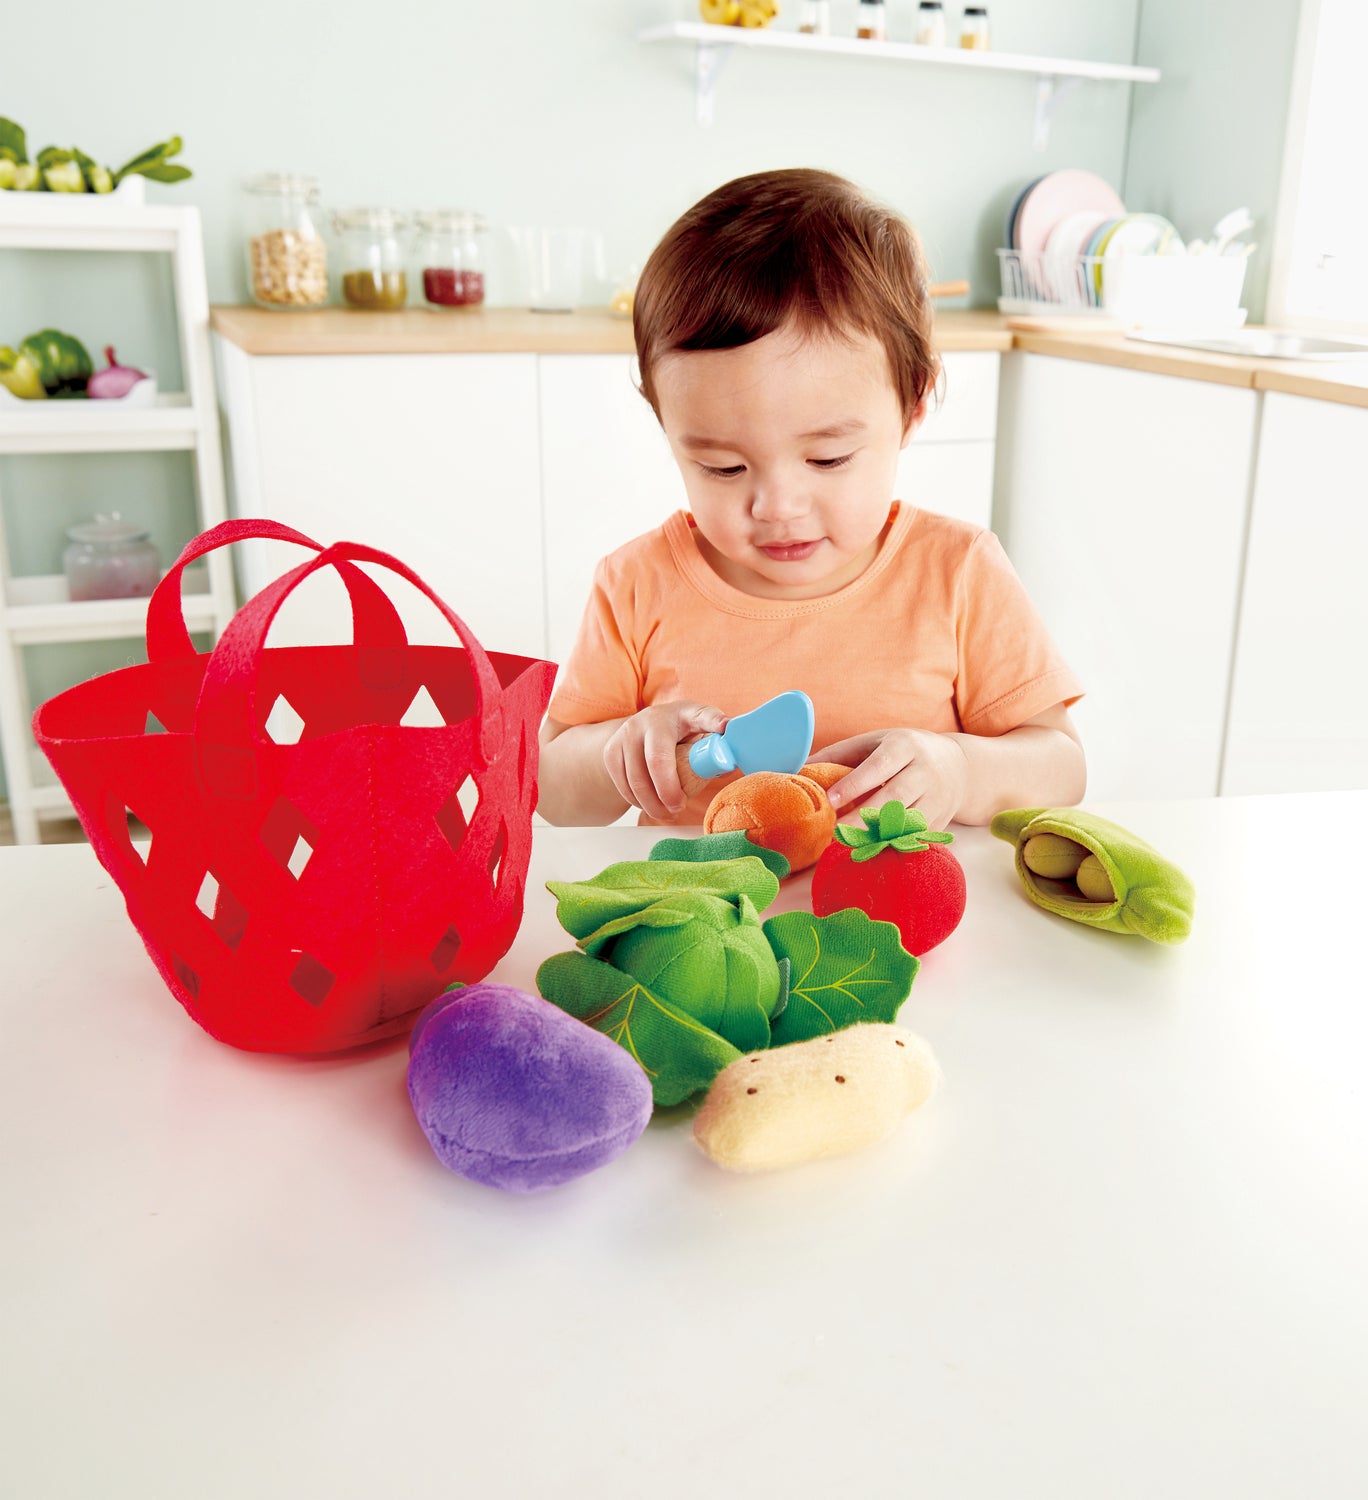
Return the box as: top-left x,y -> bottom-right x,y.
63,516 -> 161,601
334,208 -> 410,310
244,173 -> 328,310
915,0 -> 946,46
855,0 -> 886,40
798,0 -> 831,34
416,211 -> 488,308
960,4 -> 990,49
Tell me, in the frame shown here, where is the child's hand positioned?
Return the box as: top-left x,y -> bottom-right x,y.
814,728 -> 969,831
602,701 -> 727,820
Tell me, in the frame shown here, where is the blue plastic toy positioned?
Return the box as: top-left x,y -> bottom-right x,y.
688,690 -> 815,779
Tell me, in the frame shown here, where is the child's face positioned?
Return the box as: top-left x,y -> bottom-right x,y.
654,320 -> 923,600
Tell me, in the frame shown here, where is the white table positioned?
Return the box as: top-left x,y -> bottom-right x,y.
4,794 -> 1367,1499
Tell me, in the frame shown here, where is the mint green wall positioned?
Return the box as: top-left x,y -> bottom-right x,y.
0,0 -> 1298,804
1124,0 -> 1301,322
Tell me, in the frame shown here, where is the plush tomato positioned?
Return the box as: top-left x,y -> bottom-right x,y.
811,801 -> 966,957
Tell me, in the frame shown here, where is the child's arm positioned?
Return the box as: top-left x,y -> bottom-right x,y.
816,702 -> 1085,829
538,702 -> 725,825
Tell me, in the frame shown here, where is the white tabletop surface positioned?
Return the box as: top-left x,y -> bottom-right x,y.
4,793 -> 1367,1500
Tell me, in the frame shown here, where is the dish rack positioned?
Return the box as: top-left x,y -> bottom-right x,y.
997,249 -> 1248,328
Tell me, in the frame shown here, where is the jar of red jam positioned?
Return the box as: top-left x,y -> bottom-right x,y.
416,210 -> 488,308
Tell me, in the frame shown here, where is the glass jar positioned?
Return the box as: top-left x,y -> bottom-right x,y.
244,173 -> 329,310
855,0 -> 886,40
416,210 -> 488,308
798,0 -> 831,34
960,3 -> 990,49
334,208 -> 410,310
63,516 -> 161,601
915,1 -> 947,46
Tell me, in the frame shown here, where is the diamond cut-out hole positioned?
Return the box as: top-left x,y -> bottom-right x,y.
436,775 -> 480,854
400,685 -> 446,728
145,709 -> 167,736
488,820 -> 508,888
430,926 -> 462,971
259,797 -> 322,882
196,871 -> 249,949
288,953 -> 335,1008
457,774 -> 480,824
172,954 -> 200,999
124,806 -> 152,865
286,836 -> 312,879
264,695 -> 306,745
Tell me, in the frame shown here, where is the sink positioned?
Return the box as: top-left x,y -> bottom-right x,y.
1127,328 -> 1368,360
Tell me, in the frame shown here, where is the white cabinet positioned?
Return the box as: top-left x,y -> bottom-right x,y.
993,352 -> 1257,801
539,350 -> 1000,666
215,343 -> 545,660
1222,392 -> 1368,794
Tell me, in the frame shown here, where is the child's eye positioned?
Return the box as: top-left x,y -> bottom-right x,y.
699,463 -> 746,479
810,453 -> 854,470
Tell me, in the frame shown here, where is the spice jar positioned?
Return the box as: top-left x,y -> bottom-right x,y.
334,208 -> 410,310
960,3 -> 990,48
798,0 -> 831,34
63,516 -> 161,601
855,0 -> 887,39
244,173 -> 328,309
915,0 -> 947,45
416,210 -> 488,308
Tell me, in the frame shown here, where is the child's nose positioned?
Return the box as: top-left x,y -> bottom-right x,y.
749,476 -> 809,522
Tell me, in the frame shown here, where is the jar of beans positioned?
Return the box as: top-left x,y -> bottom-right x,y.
334,208 -> 410,310
416,210 -> 488,309
244,173 -> 328,310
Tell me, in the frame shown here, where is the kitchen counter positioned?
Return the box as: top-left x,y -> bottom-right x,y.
4,793 -> 1367,1498
211,305 -> 1368,408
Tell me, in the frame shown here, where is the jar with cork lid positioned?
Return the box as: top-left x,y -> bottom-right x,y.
243,173 -> 329,310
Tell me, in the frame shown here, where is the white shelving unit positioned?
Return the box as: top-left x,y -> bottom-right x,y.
0,182 -> 237,843
638,22 -> 1160,143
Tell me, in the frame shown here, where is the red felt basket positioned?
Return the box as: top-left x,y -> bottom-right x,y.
33,519 -> 557,1054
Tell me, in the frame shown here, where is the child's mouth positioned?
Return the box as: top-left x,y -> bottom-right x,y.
757,539 -> 822,562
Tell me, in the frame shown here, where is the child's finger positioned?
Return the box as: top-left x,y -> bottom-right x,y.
641,723 -> 687,818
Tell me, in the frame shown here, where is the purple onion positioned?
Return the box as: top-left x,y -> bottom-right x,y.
86,346 -> 149,400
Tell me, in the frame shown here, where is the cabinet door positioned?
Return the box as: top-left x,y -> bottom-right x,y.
220,346 -> 545,659
539,350 -> 1001,667
1222,393 -> 1368,794
993,352 -> 1256,800
539,355 -> 683,669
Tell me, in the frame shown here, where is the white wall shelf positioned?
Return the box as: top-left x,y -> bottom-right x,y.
638,22 -> 1160,143
0,188 -> 237,842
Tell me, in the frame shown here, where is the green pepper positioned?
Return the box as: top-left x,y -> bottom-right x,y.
0,346 -> 47,400
18,329 -> 94,396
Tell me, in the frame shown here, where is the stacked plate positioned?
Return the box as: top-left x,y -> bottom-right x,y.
1003,170 -> 1183,309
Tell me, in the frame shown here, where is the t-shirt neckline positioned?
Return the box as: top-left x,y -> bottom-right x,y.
663,501 -> 916,619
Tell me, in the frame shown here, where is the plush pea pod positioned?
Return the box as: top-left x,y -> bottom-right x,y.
991,807 -> 1195,944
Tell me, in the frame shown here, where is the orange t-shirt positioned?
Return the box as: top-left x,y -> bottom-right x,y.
549,503 -> 1084,824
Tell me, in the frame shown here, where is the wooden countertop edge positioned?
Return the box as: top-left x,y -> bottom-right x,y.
209,306 -> 1368,408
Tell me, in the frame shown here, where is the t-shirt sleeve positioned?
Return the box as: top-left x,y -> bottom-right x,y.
954,530 -> 1084,735
546,558 -> 644,727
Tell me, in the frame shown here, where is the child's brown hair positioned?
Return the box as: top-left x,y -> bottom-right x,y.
633,168 -> 940,425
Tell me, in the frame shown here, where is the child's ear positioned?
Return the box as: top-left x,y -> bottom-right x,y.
901,396 -> 928,448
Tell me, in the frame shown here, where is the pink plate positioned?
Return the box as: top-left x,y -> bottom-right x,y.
1014,170 -> 1125,258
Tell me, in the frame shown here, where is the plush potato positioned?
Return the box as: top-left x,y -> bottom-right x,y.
694,1023 -> 938,1172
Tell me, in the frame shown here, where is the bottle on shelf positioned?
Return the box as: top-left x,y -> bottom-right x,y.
799,0 -> 831,34
855,0 -> 887,41
960,4 -> 990,49
915,0 -> 947,46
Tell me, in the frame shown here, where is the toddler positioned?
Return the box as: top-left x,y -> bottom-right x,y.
538,168 -> 1085,829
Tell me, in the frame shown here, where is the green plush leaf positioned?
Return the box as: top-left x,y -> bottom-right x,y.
576,900 -> 699,956
649,829 -> 790,880
836,800 -> 955,860
0,118 -> 28,163
762,909 -> 919,1047
771,957 -> 790,1020
536,949 -> 741,1106
547,858 -> 780,945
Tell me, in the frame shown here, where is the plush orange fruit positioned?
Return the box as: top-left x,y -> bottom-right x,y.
704,769 -> 838,873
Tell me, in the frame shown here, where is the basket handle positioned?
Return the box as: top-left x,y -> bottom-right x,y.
191,537 -> 509,798
147,518 -> 407,663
